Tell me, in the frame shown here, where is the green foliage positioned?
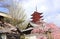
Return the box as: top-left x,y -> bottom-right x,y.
1,0 -> 28,30
8,0 -> 26,26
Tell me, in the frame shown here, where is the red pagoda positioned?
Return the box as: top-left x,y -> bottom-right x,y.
31,11 -> 43,23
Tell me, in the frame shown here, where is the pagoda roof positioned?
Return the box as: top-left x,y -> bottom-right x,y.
31,11 -> 43,23
31,11 -> 42,16
31,16 -> 43,19
0,12 -> 12,18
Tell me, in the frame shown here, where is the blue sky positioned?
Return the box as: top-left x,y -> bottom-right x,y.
0,0 -> 60,26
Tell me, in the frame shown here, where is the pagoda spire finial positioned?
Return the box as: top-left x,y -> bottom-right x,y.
35,6 -> 37,11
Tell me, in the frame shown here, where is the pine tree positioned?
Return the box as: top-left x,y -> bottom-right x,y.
0,0 -> 27,29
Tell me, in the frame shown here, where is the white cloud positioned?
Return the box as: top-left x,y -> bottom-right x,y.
21,0 -> 60,26
1,0 -> 60,26
53,0 -> 60,9
44,14 -> 60,26
39,6 -> 48,12
53,14 -> 60,26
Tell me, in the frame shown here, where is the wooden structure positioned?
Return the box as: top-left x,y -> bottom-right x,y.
0,12 -> 34,39
0,13 -> 20,39
22,23 -> 33,35
31,11 -> 43,23
25,23 -> 33,29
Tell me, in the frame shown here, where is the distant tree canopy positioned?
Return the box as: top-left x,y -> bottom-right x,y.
0,0 -> 27,30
